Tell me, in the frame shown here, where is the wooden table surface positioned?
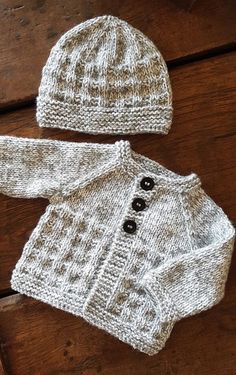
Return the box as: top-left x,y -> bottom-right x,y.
0,1 -> 236,374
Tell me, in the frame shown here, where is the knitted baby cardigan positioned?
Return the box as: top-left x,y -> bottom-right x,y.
0,136 -> 235,355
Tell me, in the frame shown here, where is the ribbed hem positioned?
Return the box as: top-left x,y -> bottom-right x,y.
10,270 -> 172,356
36,97 -> 173,135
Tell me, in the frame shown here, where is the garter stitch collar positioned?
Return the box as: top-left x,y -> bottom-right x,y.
116,140 -> 201,192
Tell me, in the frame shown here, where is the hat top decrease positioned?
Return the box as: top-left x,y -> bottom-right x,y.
58,15 -> 159,66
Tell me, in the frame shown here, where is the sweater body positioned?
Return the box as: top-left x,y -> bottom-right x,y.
0,136 -> 235,355
11,165 -> 186,353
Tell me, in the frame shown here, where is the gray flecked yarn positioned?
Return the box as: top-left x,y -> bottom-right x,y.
36,15 -> 172,134
0,136 -> 235,355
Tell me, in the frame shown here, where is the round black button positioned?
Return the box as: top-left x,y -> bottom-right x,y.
140,177 -> 155,191
123,220 -> 137,234
132,197 -> 146,212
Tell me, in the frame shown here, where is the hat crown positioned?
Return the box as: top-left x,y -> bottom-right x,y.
57,15 -> 159,68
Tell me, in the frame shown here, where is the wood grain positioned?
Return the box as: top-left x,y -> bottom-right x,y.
0,51 -> 235,294
0,358 -> 5,375
0,0 -> 236,108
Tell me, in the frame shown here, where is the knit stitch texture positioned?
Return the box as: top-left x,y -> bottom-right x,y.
36,15 -> 172,134
0,136 -> 235,355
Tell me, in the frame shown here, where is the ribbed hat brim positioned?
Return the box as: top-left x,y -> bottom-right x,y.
36,97 -> 173,135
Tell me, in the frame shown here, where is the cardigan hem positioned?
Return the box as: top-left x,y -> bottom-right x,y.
10,271 -> 173,356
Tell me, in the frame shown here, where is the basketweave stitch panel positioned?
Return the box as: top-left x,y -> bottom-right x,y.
12,204 -> 109,297
104,238 -> 164,336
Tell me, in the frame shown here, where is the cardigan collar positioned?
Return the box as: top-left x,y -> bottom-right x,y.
115,140 -> 201,192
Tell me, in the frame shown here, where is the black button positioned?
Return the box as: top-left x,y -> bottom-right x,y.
132,197 -> 146,212
140,177 -> 155,191
123,220 -> 137,234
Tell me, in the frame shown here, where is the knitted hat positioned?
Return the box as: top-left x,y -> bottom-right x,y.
36,15 -> 173,134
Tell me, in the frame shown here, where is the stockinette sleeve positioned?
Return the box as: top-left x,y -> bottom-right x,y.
0,135 -> 114,199
140,185 -> 235,322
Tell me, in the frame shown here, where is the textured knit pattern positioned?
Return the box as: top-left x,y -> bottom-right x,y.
36,15 -> 172,134
0,136 -> 235,355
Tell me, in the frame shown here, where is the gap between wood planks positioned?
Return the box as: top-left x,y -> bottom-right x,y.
0,290 -> 18,299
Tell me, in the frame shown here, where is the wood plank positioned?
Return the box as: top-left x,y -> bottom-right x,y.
0,0 -> 236,108
0,276 -> 236,375
0,51 -> 235,293
0,358 -> 5,375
